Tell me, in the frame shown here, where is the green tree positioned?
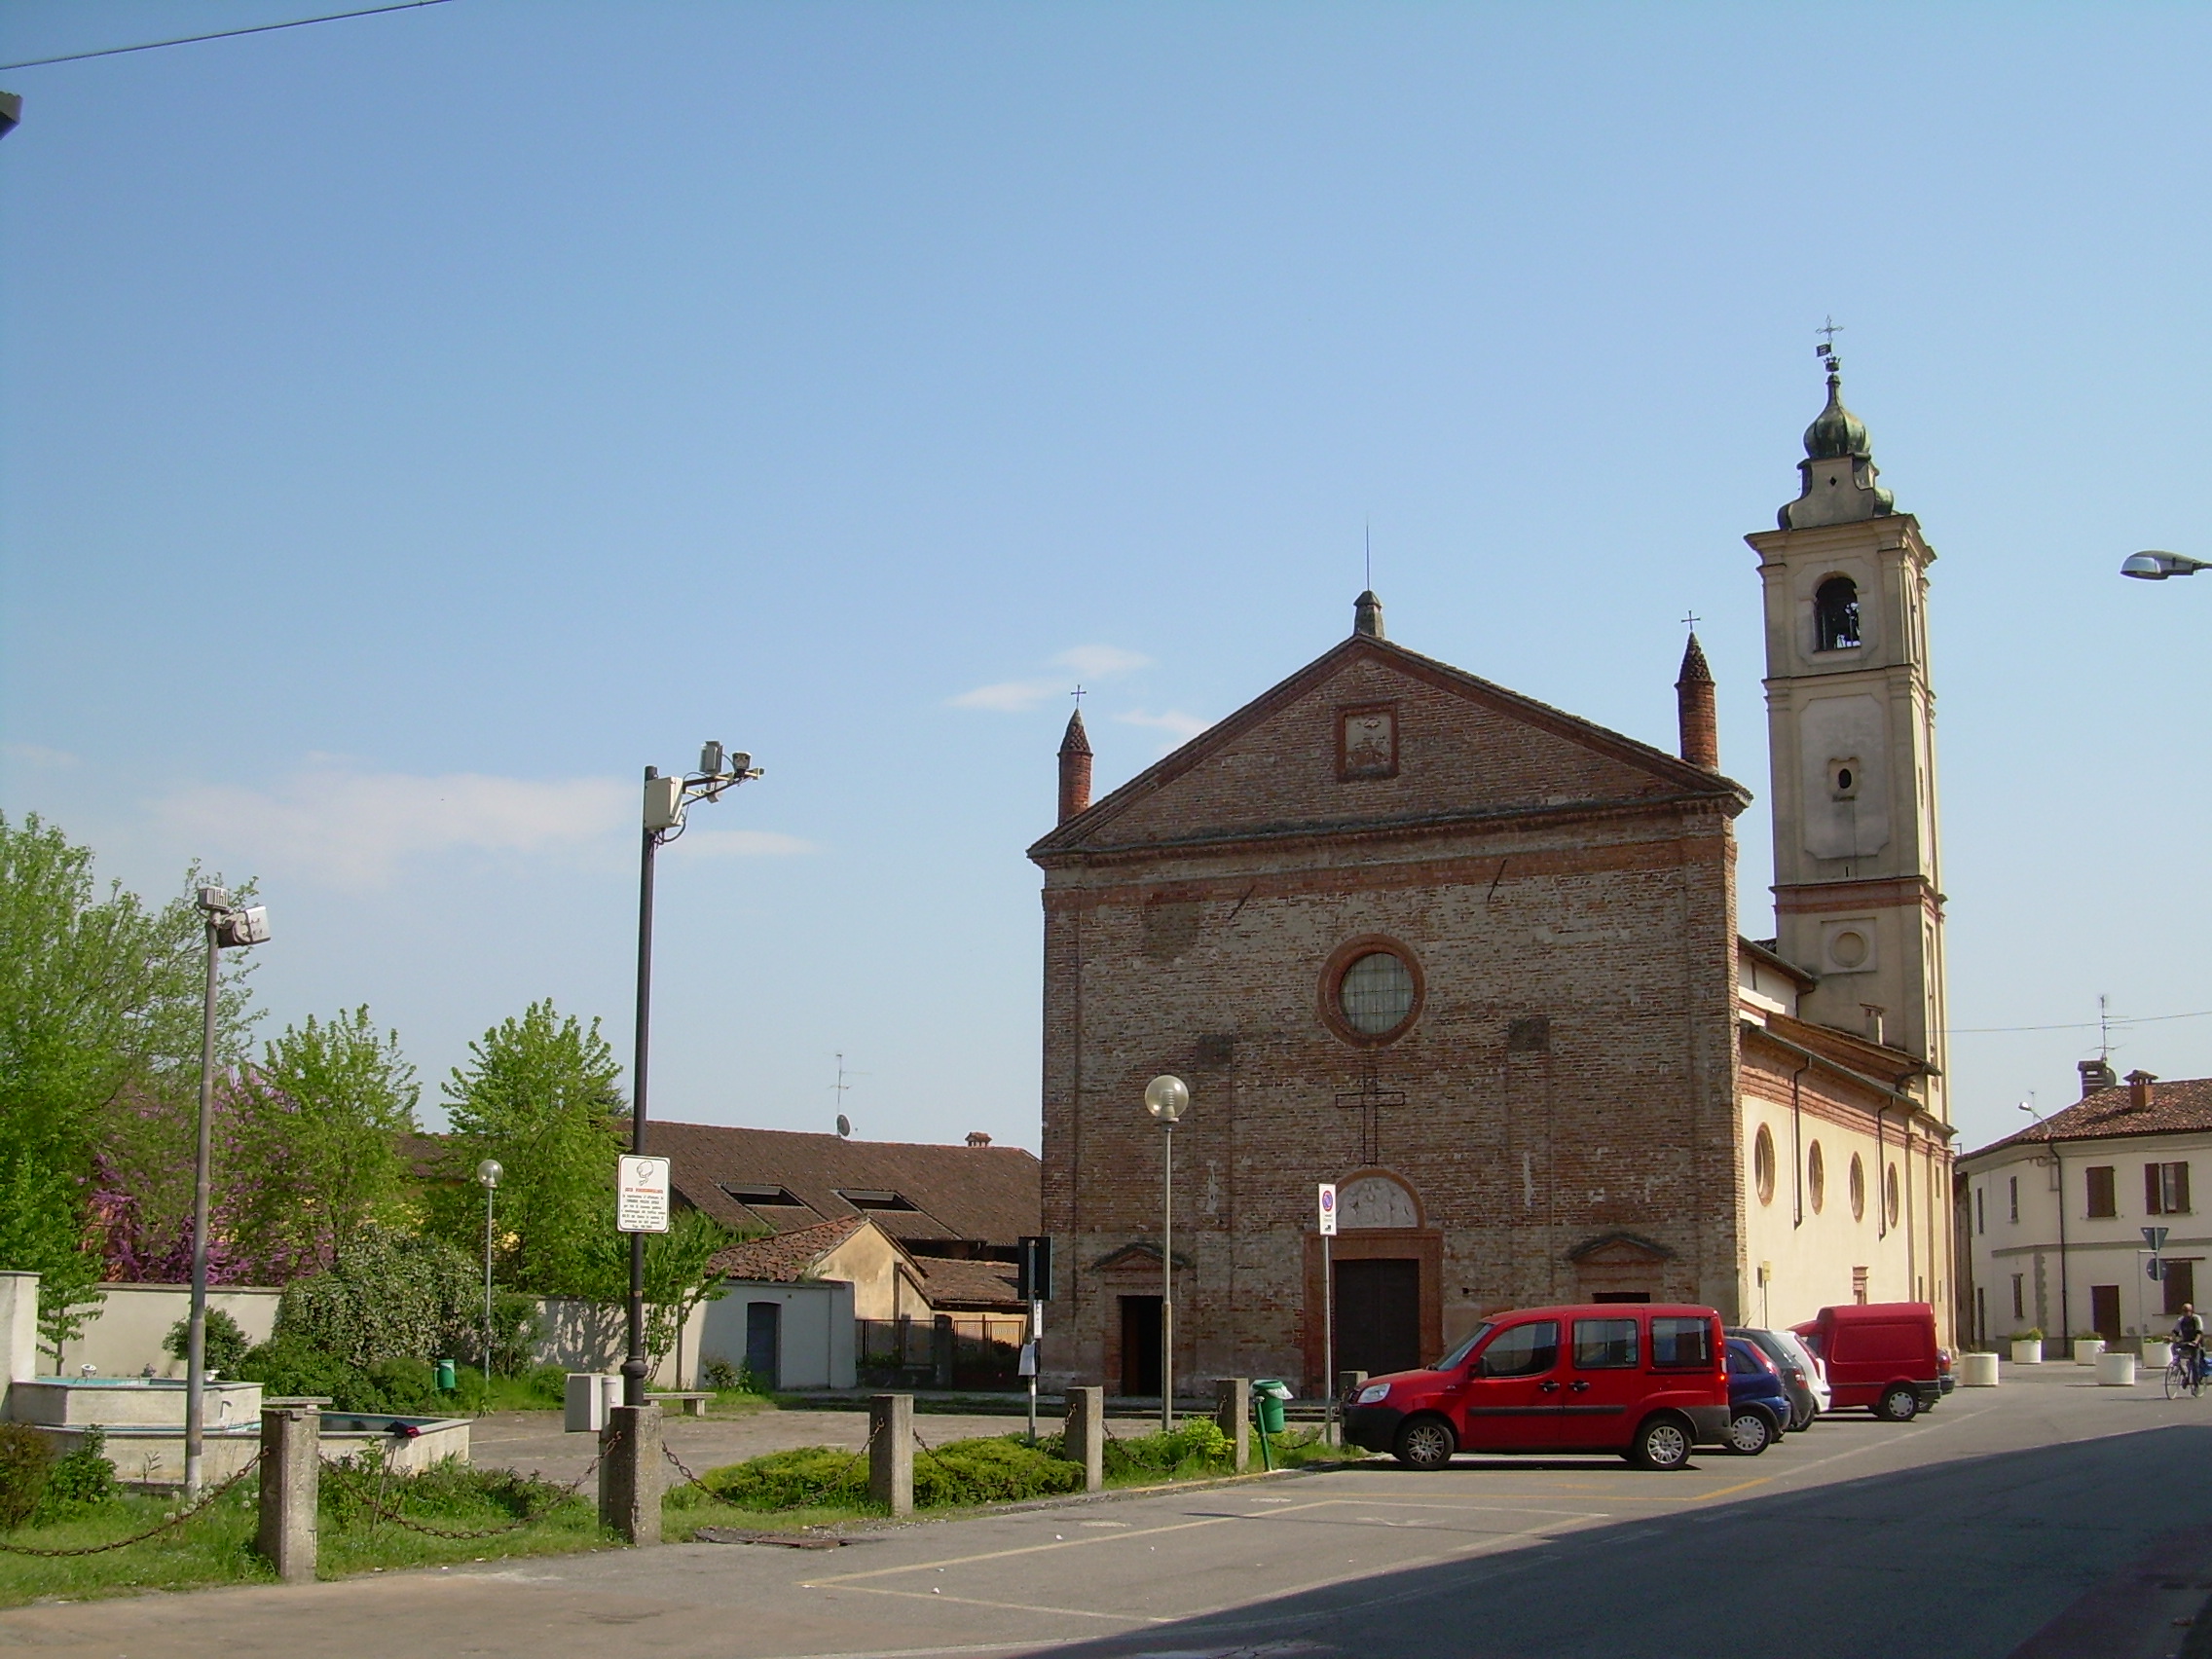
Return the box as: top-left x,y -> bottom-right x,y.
432,1000 -> 625,1298
232,1007 -> 419,1272
0,814 -> 255,1353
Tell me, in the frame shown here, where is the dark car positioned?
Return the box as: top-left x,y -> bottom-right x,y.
1724,1336 -> 1789,1456
1727,1325 -> 1819,1431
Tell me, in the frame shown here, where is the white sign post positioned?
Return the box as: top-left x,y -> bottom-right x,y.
617,1156 -> 671,1235
1318,1183 -> 1337,1445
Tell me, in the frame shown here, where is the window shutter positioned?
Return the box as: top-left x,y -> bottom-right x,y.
2149,1164 -> 2166,1215
2176,1163 -> 2193,1215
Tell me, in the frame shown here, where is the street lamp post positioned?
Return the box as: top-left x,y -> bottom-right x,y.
183,887 -> 268,1502
623,742 -> 761,1408
476,1160 -> 502,1379
1143,1075 -> 1188,1433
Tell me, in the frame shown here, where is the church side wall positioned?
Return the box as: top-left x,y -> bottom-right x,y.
1038,803 -> 1744,1397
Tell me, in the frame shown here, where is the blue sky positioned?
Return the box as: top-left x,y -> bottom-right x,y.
4,2 -> 2210,1161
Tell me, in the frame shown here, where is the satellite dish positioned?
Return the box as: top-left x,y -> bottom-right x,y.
836,1114 -> 851,1139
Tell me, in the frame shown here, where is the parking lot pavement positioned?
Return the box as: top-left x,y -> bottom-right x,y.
10,1362 -> 2212,1659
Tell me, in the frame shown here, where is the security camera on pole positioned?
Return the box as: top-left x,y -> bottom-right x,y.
184,887 -> 269,1503
603,742 -> 760,1546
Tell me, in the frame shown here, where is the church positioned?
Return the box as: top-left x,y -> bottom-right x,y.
1027,355 -> 1957,1399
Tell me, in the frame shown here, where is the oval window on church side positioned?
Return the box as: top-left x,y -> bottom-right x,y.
1849,1154 -> 1866,1222
1807,1140 -> 1825,1213
1753,1125 -> 1777,1206
1338,950 -> 1417,1038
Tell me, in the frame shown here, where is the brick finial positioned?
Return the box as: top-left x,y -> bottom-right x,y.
1675,633 -> 1718,770
1057,710 -> 1093,824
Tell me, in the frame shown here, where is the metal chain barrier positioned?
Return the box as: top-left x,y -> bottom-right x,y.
0,1453 -> 262,1559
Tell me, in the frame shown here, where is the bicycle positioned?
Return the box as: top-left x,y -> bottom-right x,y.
2165,1342 -> 2205,1400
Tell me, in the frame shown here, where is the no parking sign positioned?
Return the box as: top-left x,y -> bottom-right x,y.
1318,1182 -> 1337,1236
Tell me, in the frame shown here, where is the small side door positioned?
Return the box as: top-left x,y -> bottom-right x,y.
1454,1318 -> 1564,1451
1558,1315 -> 1644,1448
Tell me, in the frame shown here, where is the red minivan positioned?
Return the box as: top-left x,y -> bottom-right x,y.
1790,1303 -> 1942,1421
1340,1304 -> 1733,1471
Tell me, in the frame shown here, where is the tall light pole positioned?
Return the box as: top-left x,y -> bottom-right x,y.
476,1160 -> 502,1379
624,742 -> 761,1408
1143,1075 -> 1188,1432
183,887 -> 268,1502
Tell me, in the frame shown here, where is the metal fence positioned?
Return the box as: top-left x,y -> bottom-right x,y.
856,1313 -> 1029,1389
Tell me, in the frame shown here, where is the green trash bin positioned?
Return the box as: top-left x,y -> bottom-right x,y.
1253,1378 -> 1293,1436
435,1357 -> 458,1392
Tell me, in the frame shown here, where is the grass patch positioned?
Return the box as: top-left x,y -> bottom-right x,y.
0,1450 -> 611,1609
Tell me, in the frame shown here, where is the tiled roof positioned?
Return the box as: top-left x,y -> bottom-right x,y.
707,1215 -> 870,1283
918,1257 -> 1023,1309
1971,1078 -> 2212,1157
645,1121 -> 1040,1250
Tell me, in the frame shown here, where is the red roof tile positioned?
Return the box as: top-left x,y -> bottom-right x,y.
706,1215 -> 870,1283
1970,1078 -> 2212,1156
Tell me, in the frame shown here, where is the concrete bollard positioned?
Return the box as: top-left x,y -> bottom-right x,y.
868,1393 -> 914,1517
255,1403 -> 319,1583
598,1402 -> 664,1546
1215,1379 -> 1251,1473
1063,1385 -> 1104,1493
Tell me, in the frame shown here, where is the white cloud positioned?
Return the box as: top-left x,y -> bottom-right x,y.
947,680 -> 1065,713
156,766 -> 629,887
949,643 -> 1151,713
1053,644 -> 1152,678
677,829 -> 818,858
2,742 -> 81,768
1116,709 -> 1212,743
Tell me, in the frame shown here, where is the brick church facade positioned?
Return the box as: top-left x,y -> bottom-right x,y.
1030,361 -> 1956,1398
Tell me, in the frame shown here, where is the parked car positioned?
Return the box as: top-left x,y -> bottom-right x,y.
1723,1336 -> 1789,1455
1727,1325 -> 1823,1431
1790,1302 -> 1942,1421
1340,1303 -> 1732,1472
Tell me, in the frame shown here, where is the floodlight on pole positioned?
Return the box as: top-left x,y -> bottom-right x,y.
184,885 -> 269,1502
476,1160 -> 502,1376
2122,550 -> 2212,581
623,742 -> 762,1408
1143,1075 -> 1188,1431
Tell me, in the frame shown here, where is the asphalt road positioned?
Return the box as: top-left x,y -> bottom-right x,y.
8,1363 -> 2211,1659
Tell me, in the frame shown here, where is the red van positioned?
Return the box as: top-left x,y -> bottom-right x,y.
1340,1304 -> 1732,1471
1789,1303 -> 1941,1420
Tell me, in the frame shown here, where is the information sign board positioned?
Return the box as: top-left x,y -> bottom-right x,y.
617,1156 -> 671,1234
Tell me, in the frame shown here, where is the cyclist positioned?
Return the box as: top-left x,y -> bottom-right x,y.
2176,1304 -> 2205,1389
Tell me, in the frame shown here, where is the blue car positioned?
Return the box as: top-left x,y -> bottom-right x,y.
1724,1336 -> 1789,1456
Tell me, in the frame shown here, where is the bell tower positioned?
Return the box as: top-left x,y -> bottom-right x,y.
1747,348 -> 1947,1123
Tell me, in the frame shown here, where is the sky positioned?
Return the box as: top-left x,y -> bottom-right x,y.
5,1 -> 2212,1162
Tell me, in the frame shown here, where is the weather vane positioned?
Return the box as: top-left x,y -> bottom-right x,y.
1817,316 -> 1844,371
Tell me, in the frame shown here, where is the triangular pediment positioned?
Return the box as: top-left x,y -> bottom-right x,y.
1030,634 -> 1749,862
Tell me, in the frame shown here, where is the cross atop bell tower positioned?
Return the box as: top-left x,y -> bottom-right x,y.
1747,346 -> 1948,1124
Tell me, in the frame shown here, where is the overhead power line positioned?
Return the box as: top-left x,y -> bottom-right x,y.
0,1 -> 454,73
1946,1008 -> 2212,1037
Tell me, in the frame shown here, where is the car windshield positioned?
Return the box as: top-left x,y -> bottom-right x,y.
1435,1324 -> 1493,1371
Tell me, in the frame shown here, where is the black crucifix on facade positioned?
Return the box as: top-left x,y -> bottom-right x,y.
1334,1064 -> 1407,1168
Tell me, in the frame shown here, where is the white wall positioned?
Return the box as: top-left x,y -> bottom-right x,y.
698,1281 -> 855,1389
51,1285 -> 282,1380
1963,1131 -> 2212,1347
532,1297 -> 708,1389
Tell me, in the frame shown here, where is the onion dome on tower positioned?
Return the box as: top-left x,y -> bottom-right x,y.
1779,350 -> 1896,531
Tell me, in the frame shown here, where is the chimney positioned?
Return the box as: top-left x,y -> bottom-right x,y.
965,1130 -> 992,1148
1862,1005 -> 1886,1046
2128,1069 -> 2157,1111
1056,709 -> 1092,824
1676,633 -> 1718,770
2079,1057 -> 2118,1096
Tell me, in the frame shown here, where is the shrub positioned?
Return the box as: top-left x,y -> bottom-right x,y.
38,1425 -> 119,1516
236,1335 -> 373,1410
1101,1419 -> 1236,1482
0,1423 -> 53,1531
702,1357 -> 771,1395
163,1308 -> 253,1375
320,1446 -> 582,1530
699,1434 -> 1083,1512
276,1224 -> 477,1368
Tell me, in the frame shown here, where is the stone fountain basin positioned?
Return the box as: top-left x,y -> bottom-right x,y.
7,1378 -> 263,1428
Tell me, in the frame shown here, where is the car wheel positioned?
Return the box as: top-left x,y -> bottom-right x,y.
1392,1416 -> 1456,1471
1876,1385 -> 1919,1422
1790,1402 -> 1816,1433
1725,1409 -> 1773,1456
1631,1414 -> 1693,1471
